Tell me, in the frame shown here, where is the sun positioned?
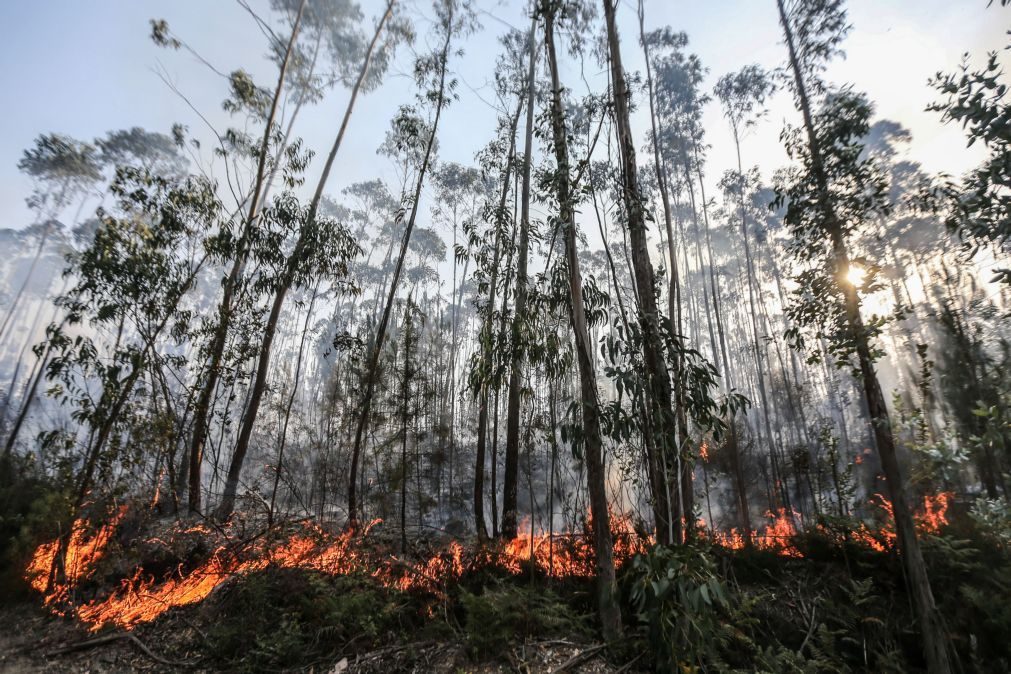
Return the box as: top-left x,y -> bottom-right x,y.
845,263 -> 867,287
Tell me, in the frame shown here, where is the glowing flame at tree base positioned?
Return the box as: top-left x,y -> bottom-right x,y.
25,493 -> 951,633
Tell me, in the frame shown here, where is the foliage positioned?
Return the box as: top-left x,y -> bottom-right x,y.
207,568 -> 406,673
0,455 -> 73,595
776,90 -> 891,370
459,580 -> 590,660
928,38 -> 1011,282
628,544 -> 728,671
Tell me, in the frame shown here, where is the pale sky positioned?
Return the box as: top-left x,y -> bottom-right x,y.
0,0 -> 1006,239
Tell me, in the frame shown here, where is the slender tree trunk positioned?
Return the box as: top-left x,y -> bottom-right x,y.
188,0 -> 307,515
637,1 -> 689,544
544,4 -> 621,641
348,2 -> 451,528
400,297 -> 414,553
215,0 -> 395,521
602,0 -> 679,546
268,285 -> 318,527
0,215 -> 61,348
2,314 -> 68,460
777,2 -> 951,670
475,94 -> 523,539
501,10 -> 538,541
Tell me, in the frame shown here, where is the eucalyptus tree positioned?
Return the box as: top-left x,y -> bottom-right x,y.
431,162 -> 485,509
347,0 -> 473,528
261,0 -> 385,197
714,65 -> 776,536
648,33 -> 722,375
214,0 -> 398,522
775,1 -> 951,670
636,1 -> 680,338
465,27 -> 530,539
541,0 -> 622,641
398,294 -> 422,551
96,128 -> 187,176
186,0 -> 309,515
38,167 -> 219,584
1,135 -> 103,349
3,128 -> 188,453
602,0 -> 688,546
501,8 -> 539,540
928,15 -> 1011,284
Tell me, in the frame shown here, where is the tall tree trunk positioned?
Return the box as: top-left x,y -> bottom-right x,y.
215,0 -> 395,521
187,0 -> 307,515
776,2 -> 951,671
268,285 -> 319,527
348,1 -> 451,528
2,314 -> 68,460
400,296 -> 414,553
475,94 -> 523,539
544,4 -> 622,642
601,0 -> 679,545
637,1 -> 689,544
501,10 -> 538,541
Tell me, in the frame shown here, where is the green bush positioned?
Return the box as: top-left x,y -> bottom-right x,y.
627,544 -> 728,671
0,455 -> 74,596
206,568 -> 405,672
459,580 -> 590,660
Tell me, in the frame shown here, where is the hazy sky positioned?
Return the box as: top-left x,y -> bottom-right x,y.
0,0 -> 1006,239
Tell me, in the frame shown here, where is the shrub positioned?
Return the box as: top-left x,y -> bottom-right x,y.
628,544 -> 728,671
459,580 -> 590,660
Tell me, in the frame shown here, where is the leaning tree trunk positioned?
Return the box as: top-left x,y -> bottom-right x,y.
776,1 -> 951,671
347,1 -> 450,528
188,0 -> 307,515
214,0 -> 395,522
544,4 -> 622,642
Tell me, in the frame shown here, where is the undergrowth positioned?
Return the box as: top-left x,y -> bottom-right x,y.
4,506 -> 1010,673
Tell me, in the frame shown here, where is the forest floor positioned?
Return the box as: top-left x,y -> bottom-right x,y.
3,504 -> 1011,672
1,510 -> 630,673
0,595 -> 620,673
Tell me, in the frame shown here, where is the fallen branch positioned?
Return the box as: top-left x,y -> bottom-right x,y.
46,633 -> 128,657
45,631 -> 197,668
350,640 -> 436,667
126,633 -> 198,667
552,643 -> 606,673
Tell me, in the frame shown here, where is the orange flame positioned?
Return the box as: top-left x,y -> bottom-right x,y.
27,493 -> 951,632
702,492 -> 951,556
24,506 -> 127,606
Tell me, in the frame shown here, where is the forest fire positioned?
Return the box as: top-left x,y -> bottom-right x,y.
26,493 -> 953,633
24,506 -> 128,605
701,492 -> 952,555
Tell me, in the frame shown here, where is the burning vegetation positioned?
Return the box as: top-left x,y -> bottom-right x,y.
2,0 -> 1011,671
25,492 -> 952,633
6,491 -> 1008,673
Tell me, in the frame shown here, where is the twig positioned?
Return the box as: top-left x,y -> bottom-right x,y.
126,632 -> 198,668
45,631 -> 197,668
46,633 -> 128,657
552,643 -> 607,672
798,604 -> 818,657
